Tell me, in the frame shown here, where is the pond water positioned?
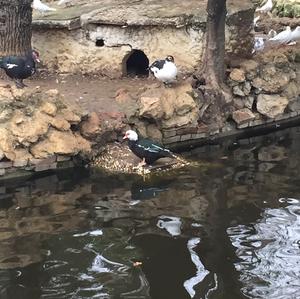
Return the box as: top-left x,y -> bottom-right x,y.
0,126 -> 300,299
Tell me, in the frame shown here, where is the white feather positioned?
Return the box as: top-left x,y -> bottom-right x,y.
269,26 -> 292,44
150,61 -> 177,84
33,0 -> 56,12
6,63 -> 18,69
256,0 -> 273,13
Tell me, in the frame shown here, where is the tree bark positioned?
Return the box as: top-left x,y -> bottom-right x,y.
204,0 -> 227,88
0,0 -> 33,56
193,0 -> 232,128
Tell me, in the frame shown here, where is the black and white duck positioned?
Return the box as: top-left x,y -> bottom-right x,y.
149,55 -> 177,85
123,130 -> 176,166
0,50 -> 40,88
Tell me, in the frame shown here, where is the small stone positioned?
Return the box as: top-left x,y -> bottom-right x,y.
232,108 -> 256,125
242,81 -> 252,96
245,96 -> 254,109
50,117 -> 70,131
233,85 -> 245,97
229,68 -> 246,82
40,102 -> 57,117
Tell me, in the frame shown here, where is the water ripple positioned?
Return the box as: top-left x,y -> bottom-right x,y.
227,199 -> 300,299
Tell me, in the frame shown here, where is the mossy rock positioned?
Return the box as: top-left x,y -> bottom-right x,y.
274,0 -> 300,18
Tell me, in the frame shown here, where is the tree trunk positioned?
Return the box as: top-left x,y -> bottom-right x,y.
0,0 -> 33,56
193,0 -> 232,128
204,0 -> 227,89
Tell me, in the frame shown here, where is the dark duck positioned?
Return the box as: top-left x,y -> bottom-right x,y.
149,55 -> 177,86
0,50 -> 40,88
123,130 -> 177,167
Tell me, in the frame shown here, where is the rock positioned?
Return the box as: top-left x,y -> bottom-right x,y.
30,129 -> 91,159
13,149 -> 33,167
282,81 -> 300,100
233,97 -> 245,109
0,149 -> 4,161
0,128 -> 16,160
233,85 -> 245,97
60,108 -> 81,124
288,97 -> 300,112
242,81 -> 252,96
245,96 -> 254,109
49,117 -> 71,131
229,68 -> 246,82
256,94 -> 289,118
146,124 -> 163,142
139,96 -> 164,120
232,108 -> 256,125
9,111 -> 50,146
240,60 -> 259,80
80,112 -> 101,138
40,102 -> 57,116
252,65 -> 290,93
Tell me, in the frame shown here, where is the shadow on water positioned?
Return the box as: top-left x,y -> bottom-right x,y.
0,126 -> 300,298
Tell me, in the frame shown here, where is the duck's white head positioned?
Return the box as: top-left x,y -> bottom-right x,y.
165,55 -> 175,63
123,130 -> 138,141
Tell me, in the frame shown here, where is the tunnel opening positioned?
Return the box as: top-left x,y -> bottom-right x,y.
124,50 -> 149,77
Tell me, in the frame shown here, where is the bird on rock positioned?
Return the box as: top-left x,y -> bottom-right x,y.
0,50 -> 40,88
149,55 -> 177,86
255,0 -> 273,14
290,26 -> 300,42
123,130 -> 177,167
269,26 -> 292,44
33,0 -> 56,13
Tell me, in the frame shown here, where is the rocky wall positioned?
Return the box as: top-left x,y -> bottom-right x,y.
0,85 -> 91,177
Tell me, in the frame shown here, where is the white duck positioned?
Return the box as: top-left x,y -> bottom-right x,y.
149,55 -> 177,85
269,26 -> 292,44
33,0 -> 56,12
290,26 -> 300,42
256,0 -> 273,14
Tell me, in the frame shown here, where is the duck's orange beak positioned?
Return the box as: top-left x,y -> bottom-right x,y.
123,133 -> 128,140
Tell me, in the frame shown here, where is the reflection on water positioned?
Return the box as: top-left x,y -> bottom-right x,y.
0,126 -> 300,298
228,197 -> 300,299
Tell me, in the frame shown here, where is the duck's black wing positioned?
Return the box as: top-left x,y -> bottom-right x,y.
137,138 -> 175,164
149,59 -> 166,72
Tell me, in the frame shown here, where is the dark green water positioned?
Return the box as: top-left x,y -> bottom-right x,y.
0,126 -> 300,299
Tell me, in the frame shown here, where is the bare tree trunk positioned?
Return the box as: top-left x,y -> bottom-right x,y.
0,0 -> 33,56
204,0 -> 227,89
193,0 -> 232,128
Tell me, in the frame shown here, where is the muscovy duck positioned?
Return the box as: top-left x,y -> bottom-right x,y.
149,55 -> 177,85
0,50 -> 40,88
123,130 -> 176,166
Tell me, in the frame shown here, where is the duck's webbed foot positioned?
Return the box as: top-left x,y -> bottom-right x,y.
137,158 -> 147,168
14,79 -> 27,89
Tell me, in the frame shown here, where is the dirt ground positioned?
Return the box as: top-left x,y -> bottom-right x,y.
0,72 -> 157,114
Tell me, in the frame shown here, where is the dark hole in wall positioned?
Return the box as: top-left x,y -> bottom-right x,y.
125,50 -> 149,77
96,39 -> 105,47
